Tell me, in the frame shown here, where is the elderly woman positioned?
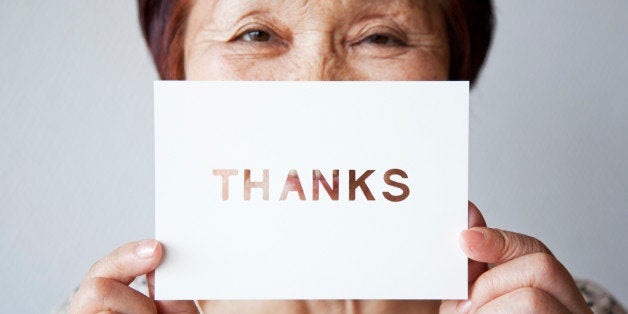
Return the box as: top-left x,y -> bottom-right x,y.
65,0 -> 625,313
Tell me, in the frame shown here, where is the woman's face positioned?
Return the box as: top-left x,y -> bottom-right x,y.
184,0 -> 450,80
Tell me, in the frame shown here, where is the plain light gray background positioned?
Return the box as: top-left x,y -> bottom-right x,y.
1,1 -> 626,312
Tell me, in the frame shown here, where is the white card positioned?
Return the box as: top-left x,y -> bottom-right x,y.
155,81 -> 469,300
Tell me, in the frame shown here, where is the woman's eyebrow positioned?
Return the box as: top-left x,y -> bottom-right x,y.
205,0 -> 275,28
201,0 -> 433,31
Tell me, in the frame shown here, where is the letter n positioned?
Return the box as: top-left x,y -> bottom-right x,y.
313,169 -> 339,201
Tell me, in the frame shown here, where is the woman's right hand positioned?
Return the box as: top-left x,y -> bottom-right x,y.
68,239 -> 199,314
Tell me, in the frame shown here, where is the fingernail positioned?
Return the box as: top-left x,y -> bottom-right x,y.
463,229 -> 485,247
456,300 -> 471,313
135,239 -> 157,259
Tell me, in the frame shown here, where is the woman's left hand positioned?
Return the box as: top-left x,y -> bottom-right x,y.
440,202 -> 592,314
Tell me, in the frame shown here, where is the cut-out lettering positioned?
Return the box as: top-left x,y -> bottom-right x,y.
382,169 -> 410,202
244,169 -> 269,200
279,170 -> 306,201
349,170 -> 376,201
312,169 -> 339,201
212,169 -> 238,200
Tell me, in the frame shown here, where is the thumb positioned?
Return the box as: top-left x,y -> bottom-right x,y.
467,201 -> 488,284
147,268 -> 199,313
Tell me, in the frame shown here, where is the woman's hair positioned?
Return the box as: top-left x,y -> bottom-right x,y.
138,0 -> 494,84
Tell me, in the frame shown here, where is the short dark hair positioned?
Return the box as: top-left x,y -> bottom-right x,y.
138,0 -> 494,85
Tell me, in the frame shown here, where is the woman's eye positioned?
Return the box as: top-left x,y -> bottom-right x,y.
363,34 -> 405,46
236,30 -> 272,42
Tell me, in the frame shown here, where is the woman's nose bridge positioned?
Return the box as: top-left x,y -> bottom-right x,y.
290,33 -> 347,80
299,52 -> 340,80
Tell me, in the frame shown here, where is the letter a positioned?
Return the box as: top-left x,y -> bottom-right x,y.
280,169 -> 306,201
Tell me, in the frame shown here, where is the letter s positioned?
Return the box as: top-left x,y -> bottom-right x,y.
382,169 -> 410,202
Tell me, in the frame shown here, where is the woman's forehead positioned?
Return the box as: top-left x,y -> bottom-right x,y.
202,0 -> 430,10
187,0 -> 441,36
189,0 -> 437,24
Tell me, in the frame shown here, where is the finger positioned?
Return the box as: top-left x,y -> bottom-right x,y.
468,257 -> 487,286
444,202 -> 489,314
467,201 -> 488,284
439,299 -> 471,314
147,270 -> 200,314
475,287 -> 571,314
69,277 -> 157,314
85,239 -> 162,285
469,253 -> 590,313
460,227 -> 551,265
468,201 -> 486,228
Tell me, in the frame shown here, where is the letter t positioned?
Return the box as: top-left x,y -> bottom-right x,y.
212,169 -> 238,201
